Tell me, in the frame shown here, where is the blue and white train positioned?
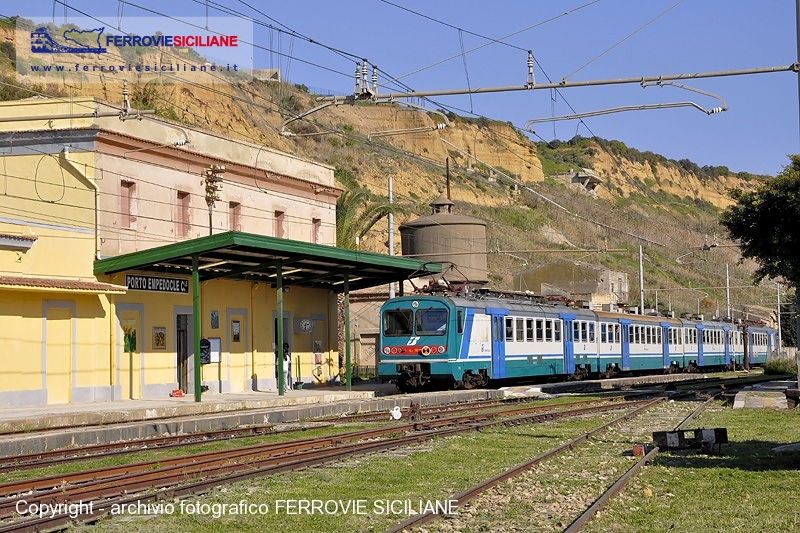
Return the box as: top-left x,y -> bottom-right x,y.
377,290 -> 775,392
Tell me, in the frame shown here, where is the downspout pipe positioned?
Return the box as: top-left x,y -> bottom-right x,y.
60,147 -> 100,259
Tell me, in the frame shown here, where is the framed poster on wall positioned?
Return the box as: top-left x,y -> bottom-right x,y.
209,337 -> 221,363
153,327 -> 166,349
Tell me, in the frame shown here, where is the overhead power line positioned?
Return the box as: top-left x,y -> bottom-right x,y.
317,64 -> 798,103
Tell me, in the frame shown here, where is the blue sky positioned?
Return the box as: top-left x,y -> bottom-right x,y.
11,1 -> 799,176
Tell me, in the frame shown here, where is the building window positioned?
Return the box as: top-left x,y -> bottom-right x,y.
312,217 -> 322,244
274,210 -> 285,238
229,202 -> 241,232
177,190 -> 190,237
120,180 -> 136,228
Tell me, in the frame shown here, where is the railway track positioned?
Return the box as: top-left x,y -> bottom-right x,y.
383,393 -> 717,532
0,396 -> 629,474
0,398 -> 653,532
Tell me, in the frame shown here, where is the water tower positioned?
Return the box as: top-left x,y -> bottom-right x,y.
399,193 -> 488,284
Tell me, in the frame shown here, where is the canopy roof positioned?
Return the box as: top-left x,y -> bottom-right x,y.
94,231 -> 439,292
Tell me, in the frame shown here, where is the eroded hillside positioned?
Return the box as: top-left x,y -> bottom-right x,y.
0,17 -> 778,316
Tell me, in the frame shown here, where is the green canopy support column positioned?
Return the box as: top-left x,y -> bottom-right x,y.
277,261 -> 285,396
192,253 -> 202,402
344,274 -> 351,391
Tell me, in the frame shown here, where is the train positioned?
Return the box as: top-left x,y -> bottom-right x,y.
377,288 -> 776,392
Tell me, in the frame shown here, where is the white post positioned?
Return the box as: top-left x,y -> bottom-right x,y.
388,176 -> 395,298
639,245 -> 645,315
776,282 -> 782,356
726,263 -> 731,320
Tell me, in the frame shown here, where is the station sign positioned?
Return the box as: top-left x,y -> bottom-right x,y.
125,274 -> 189,294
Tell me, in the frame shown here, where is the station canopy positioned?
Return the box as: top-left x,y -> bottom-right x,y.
94,231 -> 440,292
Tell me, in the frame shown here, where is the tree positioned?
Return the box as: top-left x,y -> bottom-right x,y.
719,154 -> 800,354
335,188 -> 407,250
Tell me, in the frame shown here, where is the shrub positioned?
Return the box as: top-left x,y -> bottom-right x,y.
764,358 -> 797,376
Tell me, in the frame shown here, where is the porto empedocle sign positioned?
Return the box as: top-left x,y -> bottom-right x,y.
125,274 -> 189,294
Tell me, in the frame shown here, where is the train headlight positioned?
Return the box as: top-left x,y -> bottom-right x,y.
382,347 -> 390,355
438,345 -> 446,353
421,345 -> 431,356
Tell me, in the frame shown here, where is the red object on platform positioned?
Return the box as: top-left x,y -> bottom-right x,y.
170,389 -> 185,397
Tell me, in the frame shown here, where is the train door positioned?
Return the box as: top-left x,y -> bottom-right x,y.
696,325 -> 705,366
619,319 -> 631,371
560,313 -> 575,375
767,331 -> 775,361
660,323 -> 670,368
486,308 -> 507,379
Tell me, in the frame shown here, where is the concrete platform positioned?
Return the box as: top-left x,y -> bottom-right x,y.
732,380 -> 796,409
533,372 -> 710,395
0,384 -> 506,457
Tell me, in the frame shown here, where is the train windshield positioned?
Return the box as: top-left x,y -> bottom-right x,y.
415,308 -> 448,336
382,307 -> 448,336
383,309 -> 413,336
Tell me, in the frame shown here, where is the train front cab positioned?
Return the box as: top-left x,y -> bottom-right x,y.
378,296 -> 457,390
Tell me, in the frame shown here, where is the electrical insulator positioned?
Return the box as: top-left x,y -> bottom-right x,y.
204,165 -> 225,207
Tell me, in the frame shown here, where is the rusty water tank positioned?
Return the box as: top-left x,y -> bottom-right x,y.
399,193 -> 488,284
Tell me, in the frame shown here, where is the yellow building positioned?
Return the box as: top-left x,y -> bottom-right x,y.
0,96 -> 431,406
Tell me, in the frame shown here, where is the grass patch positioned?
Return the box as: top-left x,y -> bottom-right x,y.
73,416 -> 614,532
582,404 -> 800,533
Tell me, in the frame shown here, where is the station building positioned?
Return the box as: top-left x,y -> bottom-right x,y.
0,96 -> 430,407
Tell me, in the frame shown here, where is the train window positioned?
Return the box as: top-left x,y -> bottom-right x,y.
613,324 -> 620,343
573,322 -> 580,342
601,324 -> 607,343
554,321 -> 562,342
383,309 -> 413,336
646,327 -> 652,344
588,323 -> 595,342
526,318 -> 534,341
657,328 -> 662,344
415,308 -> 448,336
545,320 -> 553,342
536,319 -> 543,342
505,317 -> 514,342
579,322 -> 587,342
516,318 -> 525,342
457,310 -> 464,334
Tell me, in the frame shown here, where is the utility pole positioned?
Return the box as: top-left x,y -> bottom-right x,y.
639,245 -> 645,315
204,165 -> 224,236
776,282 -> 783,356
388,175 -> 395,298
742,322 -> 750,371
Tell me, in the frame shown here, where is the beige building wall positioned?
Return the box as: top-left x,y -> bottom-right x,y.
0,96 -> 344,406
